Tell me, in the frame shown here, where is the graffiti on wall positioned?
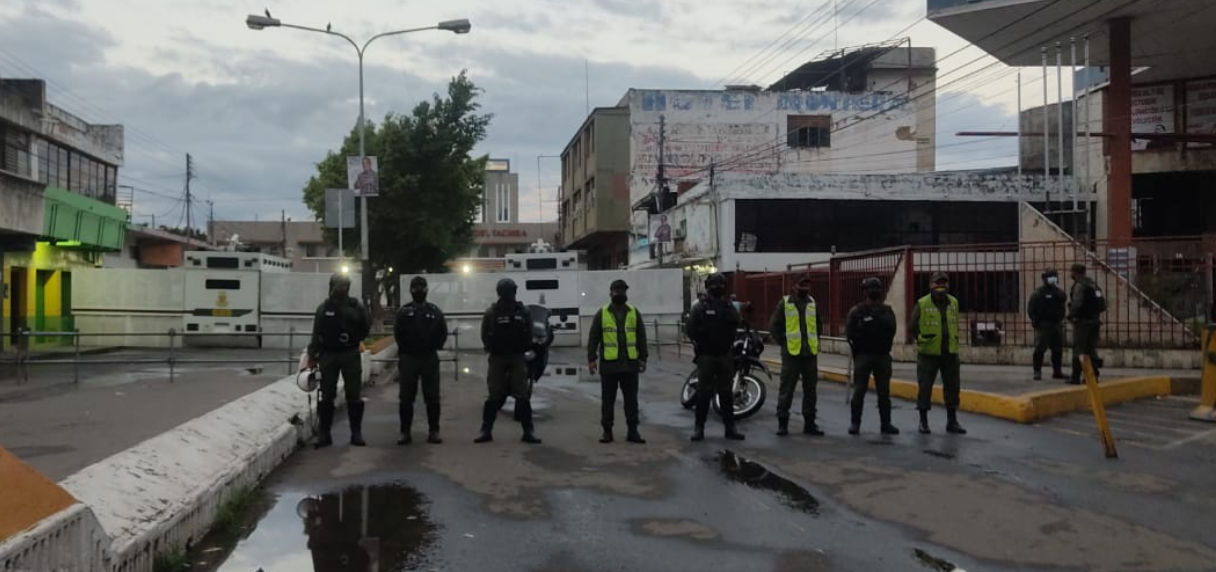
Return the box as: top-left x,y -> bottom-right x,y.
628,89 -> 917,194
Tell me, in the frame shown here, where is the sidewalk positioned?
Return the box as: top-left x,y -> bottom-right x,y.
765,352 -> 1200,423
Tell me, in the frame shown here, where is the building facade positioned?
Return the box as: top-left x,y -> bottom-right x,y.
624,46 -> 939,268
1,79 -> 127,349
928,0 -> 1216,243
666,171 -> 1060,274
560,107 -> 632,270
466,159 -> 559,259
208,220 -> 339,272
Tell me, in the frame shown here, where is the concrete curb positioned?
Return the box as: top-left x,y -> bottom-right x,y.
764,358 -> 1180,423
0,343 -> 399,572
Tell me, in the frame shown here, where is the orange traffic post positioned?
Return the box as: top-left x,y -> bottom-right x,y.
1082,355 -> 1118,459
1189,324 -> 1216,423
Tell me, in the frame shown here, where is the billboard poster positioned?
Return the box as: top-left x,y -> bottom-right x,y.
347,156 -> 379,197
650,214 -> 673,256
1131,85 -> 1175,151
1186,80 -> 1216,149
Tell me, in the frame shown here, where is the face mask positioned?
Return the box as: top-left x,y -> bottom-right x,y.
411,288 -> 427,302
866,290 -> 883,301
796,288 -> 810,298
708,286 -> 726,298
330,285 -> 350,299
1046,276 -> 1058,286
611,294 -> 628,305
932,285 -> 948,295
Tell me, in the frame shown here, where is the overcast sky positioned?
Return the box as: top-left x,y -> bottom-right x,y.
0,0 -> 1049,228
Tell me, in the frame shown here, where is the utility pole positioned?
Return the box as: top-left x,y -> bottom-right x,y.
281,210 -> 288,256
185,154 -> 195,236
207,200 -> 215,243
653,115 -> 667,265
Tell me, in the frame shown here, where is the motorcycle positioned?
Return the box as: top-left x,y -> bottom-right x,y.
680,323 -> 770,420
524,304 -> 555,386
507,304 -> 554,419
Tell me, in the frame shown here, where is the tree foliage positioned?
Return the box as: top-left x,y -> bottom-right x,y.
303,71 -> 492,305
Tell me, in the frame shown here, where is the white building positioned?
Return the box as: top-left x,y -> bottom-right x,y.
667,171 -> 1066,274
625,45 -> 940,268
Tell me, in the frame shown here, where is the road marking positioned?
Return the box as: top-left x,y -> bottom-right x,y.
1163,427 -> 1216,450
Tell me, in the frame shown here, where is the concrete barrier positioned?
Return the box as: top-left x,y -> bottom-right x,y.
0,343 -> 397,572
766,358 -> 1183,424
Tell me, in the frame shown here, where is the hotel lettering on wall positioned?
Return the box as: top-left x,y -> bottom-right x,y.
474,229 -> 528,238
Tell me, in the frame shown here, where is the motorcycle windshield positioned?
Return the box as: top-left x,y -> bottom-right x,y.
527,305 -> 552,339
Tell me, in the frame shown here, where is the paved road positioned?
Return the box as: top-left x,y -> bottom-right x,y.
195,347 -> 1216,572
0,348 -> 294,480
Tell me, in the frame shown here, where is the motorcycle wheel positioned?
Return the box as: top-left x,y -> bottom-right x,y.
680,371 -> 698,409
712,374 -> 767,420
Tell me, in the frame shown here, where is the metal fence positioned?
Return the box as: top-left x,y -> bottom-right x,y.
739,237 -> 1214,350
0,328 -> 468,384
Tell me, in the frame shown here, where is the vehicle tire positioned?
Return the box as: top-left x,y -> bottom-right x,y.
680,370 -> 698,409
712,374 -> 767,420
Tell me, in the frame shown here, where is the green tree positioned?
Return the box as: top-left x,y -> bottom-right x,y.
303,71 -> 492,307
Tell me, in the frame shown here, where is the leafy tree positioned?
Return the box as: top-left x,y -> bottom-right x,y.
303,71 -> 492,308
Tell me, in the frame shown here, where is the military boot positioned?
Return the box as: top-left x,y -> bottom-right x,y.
519,400 -> 542,444
398,402 -> 413,446
918,410 -> 932,434
315,401 -> 335,449
946,408 -> 967,435
348,401 -> 367,447
474,400 -> 498,443
426,402 -> 442,444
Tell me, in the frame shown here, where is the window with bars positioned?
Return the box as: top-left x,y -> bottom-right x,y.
786,115 -> 832,149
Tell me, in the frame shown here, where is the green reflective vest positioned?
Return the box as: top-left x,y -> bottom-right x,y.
783,295 -> 819,356
602,305 -> 639,361
916,294 -> 960,356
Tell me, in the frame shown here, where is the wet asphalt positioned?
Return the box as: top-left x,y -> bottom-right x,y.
195,347 -> 1216,572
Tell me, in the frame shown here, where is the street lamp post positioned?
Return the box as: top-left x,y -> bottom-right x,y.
246,13 -> 471,309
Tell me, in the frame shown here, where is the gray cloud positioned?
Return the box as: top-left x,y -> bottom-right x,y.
935,90 -> 1018,171
0,7 -> 706,225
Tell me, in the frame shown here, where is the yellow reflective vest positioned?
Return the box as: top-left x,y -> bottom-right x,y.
602,305 -> 639,361
783,295 -> 819,356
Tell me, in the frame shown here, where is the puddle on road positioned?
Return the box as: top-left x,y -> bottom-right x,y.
922,449 -> 957,460
196,482 -> 437,572
914,547 -> 959,571
714,450 -> 820,515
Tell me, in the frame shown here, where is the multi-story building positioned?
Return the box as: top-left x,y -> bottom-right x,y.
620,45 -> 941,268
928,0 -> 1216,242
559,108 -> 631,270
1,79 -> 128,349
466,158 -> 559,260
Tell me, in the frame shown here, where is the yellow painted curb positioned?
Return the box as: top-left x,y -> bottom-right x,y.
0,446 -> 77,543
764,358 -> 1175,424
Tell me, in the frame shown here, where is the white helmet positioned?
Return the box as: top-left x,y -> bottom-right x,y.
295,369 -> 319,392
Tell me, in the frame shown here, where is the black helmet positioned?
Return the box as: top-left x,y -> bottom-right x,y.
329,273 -> 352,296
861,277 -> 883,291
496,278 -> 518,297
705,273 -> 728,287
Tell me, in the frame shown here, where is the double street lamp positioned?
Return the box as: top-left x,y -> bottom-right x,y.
245,12 -> 471,307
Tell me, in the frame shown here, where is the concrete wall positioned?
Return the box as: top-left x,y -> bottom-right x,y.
259,272 -> 363,349
0,171 -> 45,237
